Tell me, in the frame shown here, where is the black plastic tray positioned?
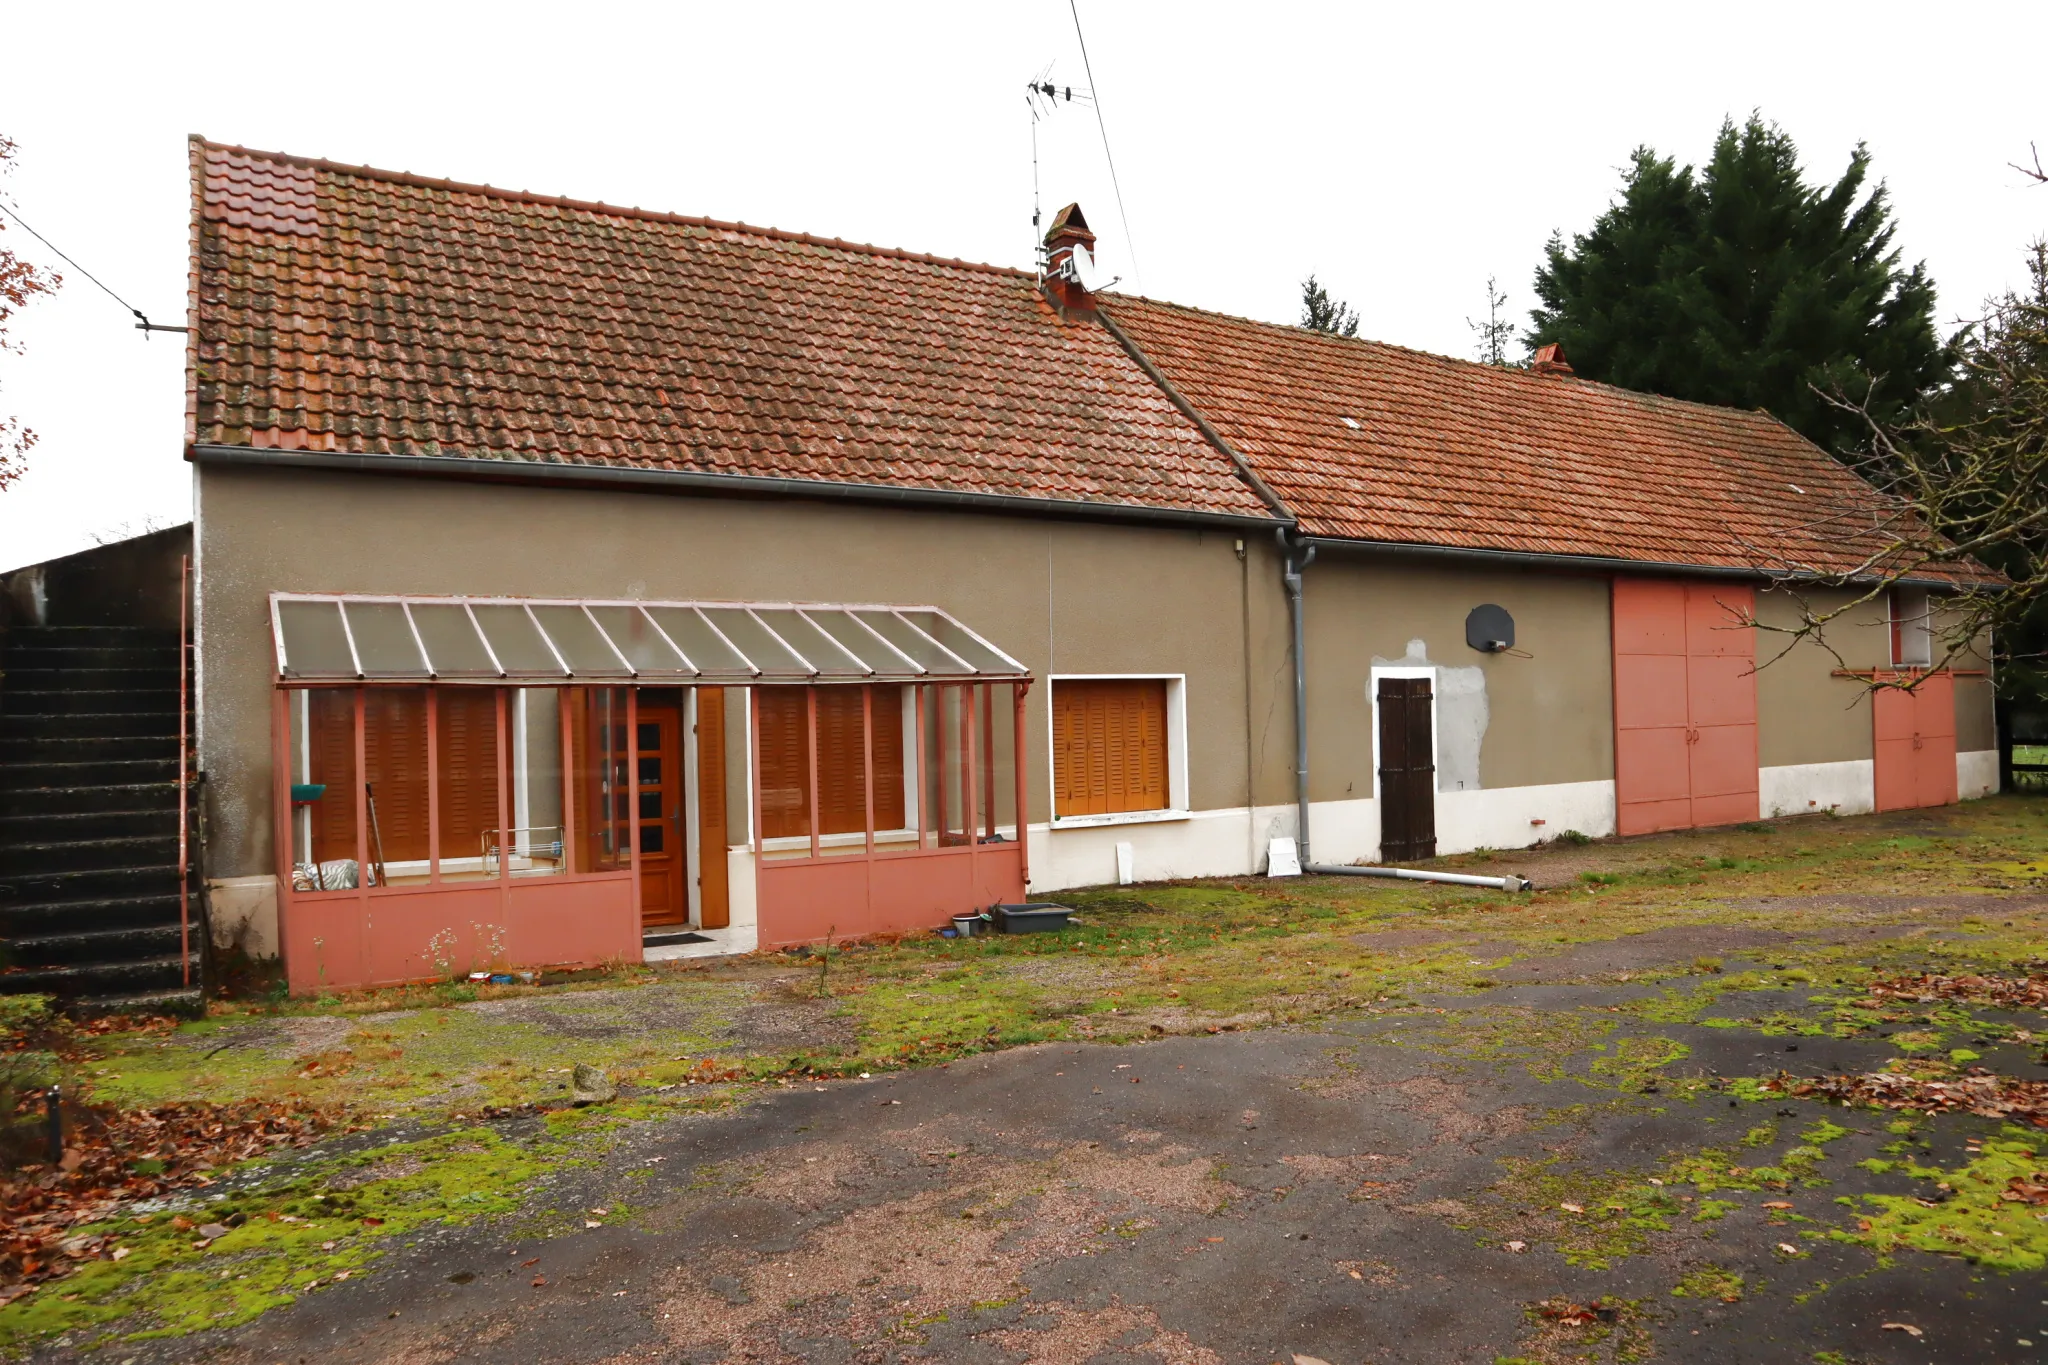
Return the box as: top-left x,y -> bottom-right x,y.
993,902 -> 1074,934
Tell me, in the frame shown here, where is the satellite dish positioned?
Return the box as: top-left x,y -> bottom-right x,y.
1466,603 -> 1515,654
1069,243 -> 1103,292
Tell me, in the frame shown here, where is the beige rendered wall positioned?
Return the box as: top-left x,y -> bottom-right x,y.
1298,556 -> 1616,800
195,465 -> 1285,879
1753,586 -> 1885,768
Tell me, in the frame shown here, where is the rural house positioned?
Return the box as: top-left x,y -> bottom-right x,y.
0,138 -> 1997,1006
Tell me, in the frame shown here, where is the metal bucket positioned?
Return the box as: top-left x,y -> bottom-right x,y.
950,914 -> 980,937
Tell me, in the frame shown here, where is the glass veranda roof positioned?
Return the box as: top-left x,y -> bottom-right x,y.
270,594 -> 1030,684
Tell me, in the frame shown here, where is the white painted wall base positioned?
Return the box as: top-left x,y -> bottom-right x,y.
725,846 -> 759,929
206,874 -> 279,958
1760,760 -> 1874,818
1434,780 -> 1616,855
1026,780 -> 1618,892
1959,750 -> 2000,801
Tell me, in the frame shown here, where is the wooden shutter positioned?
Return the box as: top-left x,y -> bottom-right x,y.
696,688 -> 730,927
1377,677 -> 1436,861
756,688 -> 810,839
361,689 -> 429,863
759,686 -> 905,840
1052,679 -> 1168,818
308,690 -> 358,864
435,689 -> 501,862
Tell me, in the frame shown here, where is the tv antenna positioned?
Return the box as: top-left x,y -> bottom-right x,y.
1025,64 -> 1091,264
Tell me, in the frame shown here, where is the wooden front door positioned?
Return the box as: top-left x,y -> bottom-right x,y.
1874,673 -> 1957,812
1377,676 -> 1436,861
1612,579 -> 1759,835
636,704 -> 687,927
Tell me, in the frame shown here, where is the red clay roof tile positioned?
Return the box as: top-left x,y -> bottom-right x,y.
187,140 -> 1276,522
1102,294 -> 1954,579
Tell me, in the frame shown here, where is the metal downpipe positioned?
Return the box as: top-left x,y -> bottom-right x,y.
1304,862 -> 1532,893
1278,528 -> 1315,865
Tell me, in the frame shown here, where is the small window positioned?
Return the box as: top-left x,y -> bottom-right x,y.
1890,588 -> 1932,668
1052,679 -> 1170,818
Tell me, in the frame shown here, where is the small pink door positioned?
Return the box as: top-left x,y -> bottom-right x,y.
1613,578 -> 1759,835
1873,673 -> 1956,812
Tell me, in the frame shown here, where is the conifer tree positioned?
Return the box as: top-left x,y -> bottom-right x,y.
1529,115 -> 1946,454
1300,275 -> 1359,338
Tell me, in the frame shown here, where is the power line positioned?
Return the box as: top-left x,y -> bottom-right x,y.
0,199 -> 186,337
1067,0 -> 1140,289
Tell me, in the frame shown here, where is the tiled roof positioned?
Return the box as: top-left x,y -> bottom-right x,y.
185,140 -> 1277,523
1103,294 -> 1945,578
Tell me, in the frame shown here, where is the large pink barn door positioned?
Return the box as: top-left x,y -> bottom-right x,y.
1873,673 -> 1956,812
1612,579 -> 1759,836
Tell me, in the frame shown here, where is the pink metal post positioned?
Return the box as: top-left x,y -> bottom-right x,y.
805,687 -> 821,861
1013,681 -> 1030,888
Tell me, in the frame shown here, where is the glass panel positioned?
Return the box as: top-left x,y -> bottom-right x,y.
529,605 -> 633,676
587,606 -> 693,675
361,688 -> 430,886
981,683 -> 1017,843
512,689 -> 565,877
806,611 -> 911,677
277,600 -> 355,679
704,609 -> 812,680
436,688 -> 504,880
410,603 -> 498,677
342,602 -> 429,678
757,609 -> 867,678
646,607 -> 755,677
920,683 -> 973,848
568,688 -> 629,872
898,610 -> 1022,676
852,611 -> 960,676
755,687 -> 812,854
640,822 -> 665,854
473,605 -> 566,677
291,689 -> 361,891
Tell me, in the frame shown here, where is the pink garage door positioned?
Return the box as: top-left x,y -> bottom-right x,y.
1612,579 -> 1759,836
1873,673 -> 1957,812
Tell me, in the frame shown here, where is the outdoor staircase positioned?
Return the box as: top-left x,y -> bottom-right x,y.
0,626 -> 203,1016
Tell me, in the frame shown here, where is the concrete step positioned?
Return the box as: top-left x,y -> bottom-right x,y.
0,891 -> 185,935
0,863 -> 181,905
66,986 -> 205,1020
0,808 -> 178,842
0,711 -> 179,741
1,689 -> 180,717
0,759 -> 180,793
0,735 -> 178,763
0,781 -> 180,817
4,921 -> 188,969
0,833 -> 180,876
0,954 -> 191,1000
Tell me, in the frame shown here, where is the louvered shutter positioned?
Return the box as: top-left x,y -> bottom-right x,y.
361,689 -> 429,862
308,690 -> 359,863
435,689 -> 501,862
1053,680 -> 1169,818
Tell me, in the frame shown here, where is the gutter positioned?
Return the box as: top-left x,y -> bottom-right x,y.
1277,528 -> 1315,865
188,445 -> 1291,534
1303,535 -> 1987,592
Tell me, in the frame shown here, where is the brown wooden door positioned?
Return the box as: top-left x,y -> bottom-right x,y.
695,688 -> 730,929
1377,677 -> 1436,861
636,704 -> 687,927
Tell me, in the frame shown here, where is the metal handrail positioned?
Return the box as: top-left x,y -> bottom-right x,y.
178,553 -> 192,989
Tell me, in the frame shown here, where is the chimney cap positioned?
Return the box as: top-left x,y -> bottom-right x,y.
1530,343 -> 1574,377
1044,202 -> 1096,249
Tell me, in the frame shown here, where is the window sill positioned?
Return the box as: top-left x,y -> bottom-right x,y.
1049,808 -> 1190,830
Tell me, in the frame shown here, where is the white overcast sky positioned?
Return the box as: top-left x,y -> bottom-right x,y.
0,1 -> 2041,572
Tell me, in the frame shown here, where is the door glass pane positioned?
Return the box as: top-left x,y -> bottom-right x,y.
292,689 -> 361,891
342,602 -> 428,677
436,688 -> 503,880
361,688 -> 430,885
278,601 -> 355,679
410,604 -> 498,677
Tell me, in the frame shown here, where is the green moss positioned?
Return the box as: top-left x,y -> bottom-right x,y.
1835,1133 -> 2048,1272
1671,1264 -> 1745,1301
0,1127 -> 556,1349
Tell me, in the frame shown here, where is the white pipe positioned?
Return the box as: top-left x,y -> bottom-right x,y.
1306,863 -> 1530,892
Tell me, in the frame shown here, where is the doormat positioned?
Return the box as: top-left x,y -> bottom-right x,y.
643,930 -> 712,948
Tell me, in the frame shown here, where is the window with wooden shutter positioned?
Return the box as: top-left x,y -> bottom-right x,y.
307,690 -> 359,865
757,686 -> 906,839
361,689 -> 429,865
434,689 -> 501,866
1052,679 -> 1169,818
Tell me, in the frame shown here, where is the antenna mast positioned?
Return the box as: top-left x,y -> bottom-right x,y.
1024,68 -> 1091,269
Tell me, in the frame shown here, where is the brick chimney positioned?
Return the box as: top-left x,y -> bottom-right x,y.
1530,343 -> 1575,378
1041,202 -> 1097,315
